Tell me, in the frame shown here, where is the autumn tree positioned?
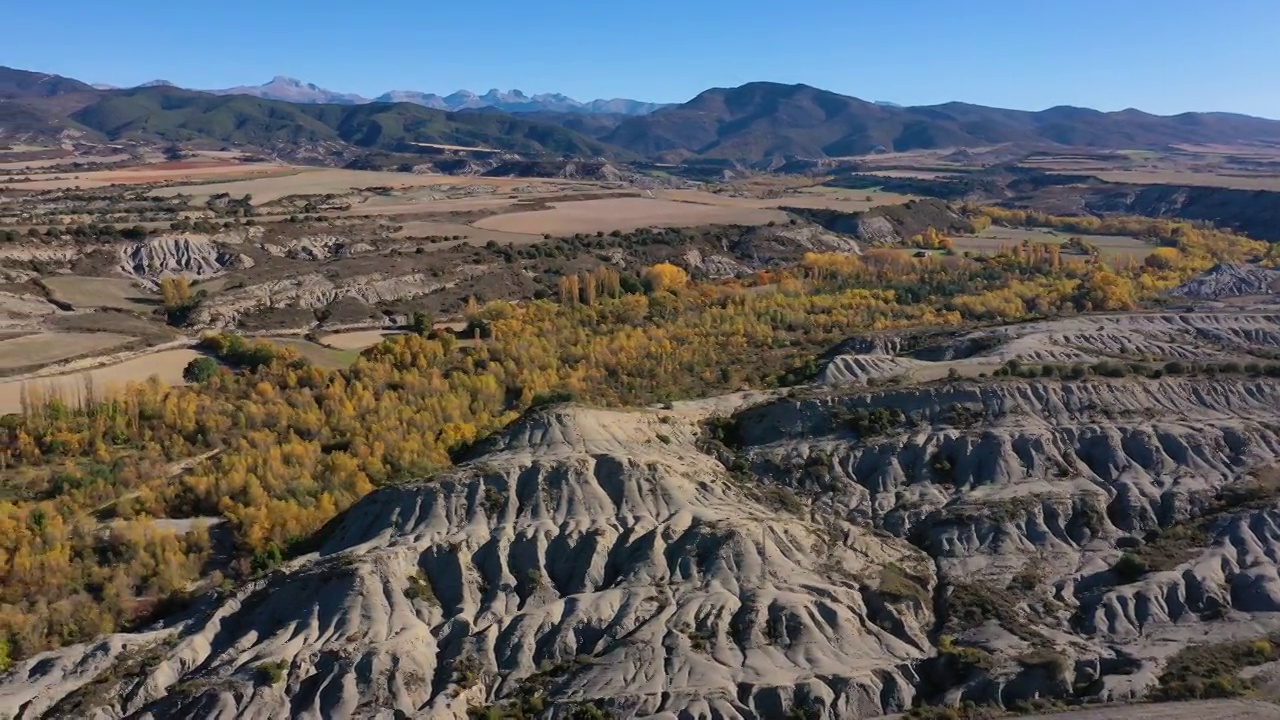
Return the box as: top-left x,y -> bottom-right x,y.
160,276 -> 192,309
643,263 -> 689,293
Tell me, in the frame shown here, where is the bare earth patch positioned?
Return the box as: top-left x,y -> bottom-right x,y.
472,197 -> 788,235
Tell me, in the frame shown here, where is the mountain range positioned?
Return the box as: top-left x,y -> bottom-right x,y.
7,65 -> 1280,164
600,82 -> 1280,161
183,76 -> 669,115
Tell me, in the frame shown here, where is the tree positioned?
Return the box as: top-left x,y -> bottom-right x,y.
643,263 -> 689,293
182,357 -> 220,384
160,277 -> 193,309
409,311 -> 433,336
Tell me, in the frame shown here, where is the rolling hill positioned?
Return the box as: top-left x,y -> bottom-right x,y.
64,86 -> 622,158
0,66 -> 97,100
605,82 -> 1280,161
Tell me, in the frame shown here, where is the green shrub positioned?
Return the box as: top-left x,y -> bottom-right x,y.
182,357 -> 220,383
1090,361 -> 1129,378
1017,649 -> 1071,678
840,406 -> 906,437
257,660 -> 288,685
1154,635 -> 1280,700
937,634 -> 995,673
1111,552 -> 1150,582
878,563 -> 930,606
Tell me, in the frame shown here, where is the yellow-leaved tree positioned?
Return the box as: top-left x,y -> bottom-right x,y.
643,263 -> 689,293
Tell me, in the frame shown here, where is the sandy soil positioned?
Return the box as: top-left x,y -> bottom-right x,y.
41,276 -> 157,312
0,347 -> 201,414
0,332 -> 136,371
472,197 -> 788,234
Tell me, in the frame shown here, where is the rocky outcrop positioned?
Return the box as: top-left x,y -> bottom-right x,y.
0,407 -> 932,719
784,199 -> 974,245
12,305 -> 1280,717
118,236 -> 255,283
259,235 -> 377,260
1169,263 -> 1280,300
190,270 -> 477,328
1086,185 -> 1280,242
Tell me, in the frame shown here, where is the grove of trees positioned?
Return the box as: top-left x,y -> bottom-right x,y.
0,211 -> 1263,661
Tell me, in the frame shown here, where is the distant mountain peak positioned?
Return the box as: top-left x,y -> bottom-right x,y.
369,86 -> 667,116
137,79 -> 176,88
206,76 -> 369,105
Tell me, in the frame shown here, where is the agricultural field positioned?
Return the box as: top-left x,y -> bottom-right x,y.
0,331 -> 136,373
41,276 -> 156,312
770,186 -> 917,210
857,169 -> 960,180
149,168 -> 580,205
955,226 -> 1152,261
1092,170 -> 1280,191
0,153 -> 132,171
0,158 -> 296,190
393,220 -> 541,246
0,347 -> 202,414
472,196 -> 788,234
318,329 -> 405,350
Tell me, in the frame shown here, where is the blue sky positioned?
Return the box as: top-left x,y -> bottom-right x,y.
7,0 -> 1280,117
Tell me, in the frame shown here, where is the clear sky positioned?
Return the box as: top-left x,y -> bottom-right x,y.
7,0 -> 1280,117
